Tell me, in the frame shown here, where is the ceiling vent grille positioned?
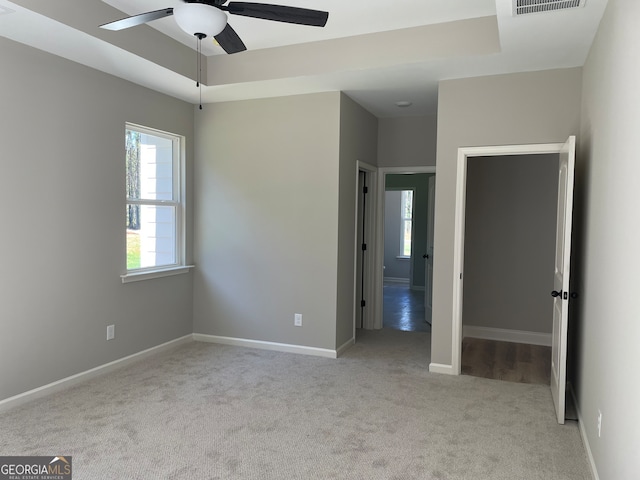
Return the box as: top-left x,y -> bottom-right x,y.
513,0 -> 585,16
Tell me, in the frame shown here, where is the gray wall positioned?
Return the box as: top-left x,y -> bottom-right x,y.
383,191 -> 411,280
432,68 -> 582,366
0,37 -> 195,402
378,116 -> 437,167
336,94 -> 379,347
575,0 -> 640,477
192,92 -> 342,350
463,154 -> 558,333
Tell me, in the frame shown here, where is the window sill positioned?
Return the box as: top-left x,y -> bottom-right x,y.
396,256 -> 411,260
121,265 -> 194,284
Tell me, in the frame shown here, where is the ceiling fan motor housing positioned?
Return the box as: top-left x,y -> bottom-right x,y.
173,3 -> 227,37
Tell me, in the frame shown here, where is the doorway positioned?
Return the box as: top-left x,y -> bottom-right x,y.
460,153 -> 559,384
373,167 -> 436,331
451,138 -> 576,424
383,185 -> 423,332
354,162 -> 377,334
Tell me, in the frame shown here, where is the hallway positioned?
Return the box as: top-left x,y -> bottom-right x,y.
382,281 -> 430,333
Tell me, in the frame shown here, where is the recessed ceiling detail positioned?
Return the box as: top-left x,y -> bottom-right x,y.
513,0 -> 585,16
1,0 -> 608,117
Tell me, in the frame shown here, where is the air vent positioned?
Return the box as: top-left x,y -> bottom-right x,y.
513,0 -> 586,16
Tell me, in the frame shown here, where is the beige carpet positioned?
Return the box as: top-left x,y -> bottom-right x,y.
0,329 -> 591,479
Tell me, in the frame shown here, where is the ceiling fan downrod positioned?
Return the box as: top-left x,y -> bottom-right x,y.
195,33 -> 206,109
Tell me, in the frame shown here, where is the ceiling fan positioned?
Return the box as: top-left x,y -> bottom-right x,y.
100,0 -> 329,54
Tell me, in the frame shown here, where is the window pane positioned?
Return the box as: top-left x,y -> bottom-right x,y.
126,204 -> 141,269
403,219 -> 412,256
400,190 -> 413,257
403,190 -> 413,219
126,129 -> 174,201
126,204 -> 176,269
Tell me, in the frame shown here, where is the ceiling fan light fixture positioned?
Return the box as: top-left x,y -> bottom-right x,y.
173,3 -> 227,37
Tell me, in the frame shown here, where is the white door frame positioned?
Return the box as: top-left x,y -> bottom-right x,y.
354,161 -> 378,334
374,166 -> 437,330
451,143 -> 565,374
425,175 -> 436,324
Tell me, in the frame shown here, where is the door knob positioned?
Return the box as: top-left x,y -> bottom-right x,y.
423,254 -> 429,259
551,290 -> 562,298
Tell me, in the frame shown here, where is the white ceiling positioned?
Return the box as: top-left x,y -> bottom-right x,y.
0,0 -> 608,117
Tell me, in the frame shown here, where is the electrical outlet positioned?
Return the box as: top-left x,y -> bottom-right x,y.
294,313 -> 302,327
107,324 -> 115,341
597,410 -> 602,437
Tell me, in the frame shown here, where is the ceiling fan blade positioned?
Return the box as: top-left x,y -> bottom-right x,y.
100,8 -> 174,31
215,23 -> 247,54
224,2 -> 328,27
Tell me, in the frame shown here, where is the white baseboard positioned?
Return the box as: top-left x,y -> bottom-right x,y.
383,277 -> 409,284
429,363 -> 455,375
193,333 -> 338,359
569,384 -> 600,480
336,338 -> 355,357
0,334 -> 193,414
462,326 -> 552,347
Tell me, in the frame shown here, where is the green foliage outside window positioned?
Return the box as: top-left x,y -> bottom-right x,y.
126,130 -> 141,230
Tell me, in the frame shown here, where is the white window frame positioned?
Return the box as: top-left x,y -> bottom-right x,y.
399,189 -> 414,258
121,123 -> 191,283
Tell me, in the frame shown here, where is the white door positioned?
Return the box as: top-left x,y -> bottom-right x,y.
424,175 -> 436,324
550,136 -> 576,425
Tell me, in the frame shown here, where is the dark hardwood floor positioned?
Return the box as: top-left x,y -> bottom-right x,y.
461,337 -> 551,385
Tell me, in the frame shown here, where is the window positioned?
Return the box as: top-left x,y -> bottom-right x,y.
400,190 -> 414,257
124,123 -> 186,281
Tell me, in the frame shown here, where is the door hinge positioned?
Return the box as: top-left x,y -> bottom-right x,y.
363,186 -> 368,194
362,243 -> 367,251
361,300 -> 366,308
